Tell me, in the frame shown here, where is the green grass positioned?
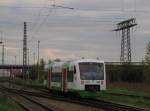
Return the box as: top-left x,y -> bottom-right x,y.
100,85 -> 150,109
14,78 -> 46,87
107,86 -> 150,97
78,91 -> 106,98
99,94 -> 150,108
0,77 -> 10,81
7,78 -> 150,109
0,95 -> 22,111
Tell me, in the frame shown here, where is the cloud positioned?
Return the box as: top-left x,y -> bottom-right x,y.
0,0 -> 150,64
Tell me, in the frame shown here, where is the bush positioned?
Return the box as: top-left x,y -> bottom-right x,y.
120,65 -> 144,83
106,64 -> 144,83
143,65 -> 150,84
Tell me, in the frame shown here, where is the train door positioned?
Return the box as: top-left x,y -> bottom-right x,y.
62,68 -> 67,92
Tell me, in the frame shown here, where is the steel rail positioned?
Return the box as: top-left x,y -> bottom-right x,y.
0,86 -> 57,111
107,92 -> 150,100
0,85 -> 146,111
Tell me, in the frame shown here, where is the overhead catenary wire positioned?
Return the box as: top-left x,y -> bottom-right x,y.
0,6 -> 52,8
29,0 -> 55,40
0,5 -> 74,9
30,0 -> 48,32
0,0 -> 147,63
29,0 -> 75,40
0,2 -> 148,13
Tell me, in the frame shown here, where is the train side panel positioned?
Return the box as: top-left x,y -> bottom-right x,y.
47,59 -> 106,97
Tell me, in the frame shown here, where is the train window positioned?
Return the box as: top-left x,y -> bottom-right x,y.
67,70 -> 73,82
74,66 -> 76,74
79,62 -> 104,80
51,72 -> 62,82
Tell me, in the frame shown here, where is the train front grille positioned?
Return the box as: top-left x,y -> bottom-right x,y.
85,85 -> 100,91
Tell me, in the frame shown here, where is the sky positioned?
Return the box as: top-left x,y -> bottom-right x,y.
0,0 -> 150,64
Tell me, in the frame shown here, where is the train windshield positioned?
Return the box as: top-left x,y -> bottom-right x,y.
79,62 -> 104,80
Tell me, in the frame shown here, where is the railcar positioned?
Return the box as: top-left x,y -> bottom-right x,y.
46,59 -> 106,97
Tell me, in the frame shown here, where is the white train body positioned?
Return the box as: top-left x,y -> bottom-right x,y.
47,59 -> 106,92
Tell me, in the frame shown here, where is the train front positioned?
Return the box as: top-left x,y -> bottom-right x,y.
75,59 -> 106,94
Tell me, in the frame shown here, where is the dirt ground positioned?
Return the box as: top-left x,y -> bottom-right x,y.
32,96 -> 106,111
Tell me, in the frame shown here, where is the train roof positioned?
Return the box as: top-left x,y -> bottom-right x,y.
45,59 -> 105,72
48,59 -> 104,67
72,59 -> 104,63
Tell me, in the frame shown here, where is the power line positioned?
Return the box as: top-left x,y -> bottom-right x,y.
0,4 -> 74,9
0,5 -> 149,13
29,0 -> 56,40
52,4 -> 74,10
30,0 -> 74,40
0,5 -> 53,9
30,5 -> 55,40
31,0 -> 49,32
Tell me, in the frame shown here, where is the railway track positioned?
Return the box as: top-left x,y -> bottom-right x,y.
0,79 -> 49,92
0,85 -> 147,111
2,80 -> 150,100
87,98 -> 147,111
10,94 -> 56,111
0,86 -> 57,111
107,92 -> 150,100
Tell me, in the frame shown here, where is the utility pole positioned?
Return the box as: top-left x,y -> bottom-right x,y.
33,52 -> 36,65
2,44 -> 4,65
14,56 -> 16,65
0,31 -> 4,65
27,48 -> 30,79
0,31 -> 3,44
113,18 -> 137,63
23,22 -> 27,80
37,40 -> 40,81
28,48 -> 29,66
0,31 -> 4,77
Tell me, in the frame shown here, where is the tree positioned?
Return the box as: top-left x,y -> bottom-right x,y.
48,59 -> 52,64
143,42 -> 150,84
29,65 -> 37,80
54,58 -> 61,62
29,58 -> 46,81
145,41 -> 150,64
39,58 -> 46,81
